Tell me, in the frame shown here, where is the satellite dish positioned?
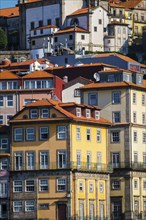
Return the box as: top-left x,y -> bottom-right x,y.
93,72 -> 100,82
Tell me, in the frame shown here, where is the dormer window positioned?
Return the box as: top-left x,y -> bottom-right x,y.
125,74 -> 130,82
108,74 -> 115,82
76,108 -> 81,117
41,109 -> 49,118
86,109 -> 91,118
30,109 -> 38,119
95,111 -> 100,120
137,75 -> 142,84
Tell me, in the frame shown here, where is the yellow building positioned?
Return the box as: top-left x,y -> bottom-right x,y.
9,99 -> 112,220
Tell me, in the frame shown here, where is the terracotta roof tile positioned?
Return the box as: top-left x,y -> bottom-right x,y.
32,25 -> 58,31
68,8 -> 89,16
110,3 -> 125,8
0,7 -> 19,17
55,27 -> 89,35
119,0 -> 142,9
0,70 -> 19,80
26,99 -> 59,107
80,81 -> 146,90
22,70 -> 54,79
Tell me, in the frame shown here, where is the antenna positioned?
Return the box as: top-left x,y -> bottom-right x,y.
93,72 -> 100,82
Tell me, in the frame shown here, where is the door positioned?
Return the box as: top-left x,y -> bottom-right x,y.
112,153 -> 120,168
58,204 -> 67,220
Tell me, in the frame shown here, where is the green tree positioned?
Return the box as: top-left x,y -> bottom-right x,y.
0,29 -> 7,50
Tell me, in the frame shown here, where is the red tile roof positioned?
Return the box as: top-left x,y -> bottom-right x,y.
0,70 -> 19,80
80,81 -> 146,90
119,0 -> 142,9
32,25 -> 58,31
55,27 -> 89,35
68,8 -> 89,16
22,70 -> 54,79
0,7 -> 19,18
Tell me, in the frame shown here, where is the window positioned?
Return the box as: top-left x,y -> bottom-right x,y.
142,113 -> 145,124
143,133 -> 146,143
39,179 -> 48,192
13,180 -> 22,192
14,128 -> 23,142
31,21 -> 34,29
0,115 -> 3,124
97,129 -> 101,142
57,178 -> 66,191
133,93 -> 136,104
112,112 -> 121,123
47,19 -> 51,25
0,181 -> 7,197
77,151 -> 81,168
41,109 -> 49,118
55,18 -> 59,26
141,13 -> 144,21
86,109 -> 91,118
40,152 -> 48,169
25,180 -> 35,192
69,34 -> 73,40
26,152 -> 35,170
0,95 -> 4,106
30,109 -> 38,119
39,20 -> 43,27
7,94 -> 13,106
57,126 -> 67,140
143,153 -> 146,168
32,40 -> 35,46
98,19 -> 102,24
0,81 -> 6,90
143,181 -> 146,189
25,200 -> 35,211
81,35 -> 85,40
34,30 -> 36,35
40,29 -> 43,34
7,81 -> 18,89
0,138 -> 8,149
26,127 -> 35,141
89,182 -> 94,192
94,26 -> 97,32
112,153 -> 120,168
133,112 -> 137,123
74,89 -> 80,97
97,152 -> 102,170
39,203 -> 49,210
7,114 -> 13,124
79,202 -> 84,220
86,128 -> 91,141
88,93 -> 97,105
40,127 -> 49,140
0,159 -> 8,170
112,180 -> 120,190
13,201 -> 23,212
76,126 -> 81,140
54,37 -> 58,42
133,131 -> 137,142
134,152 -> 138,164
134,180 -> 138,189
79,181 -> 83,191
99,182 -> 104,192
111,131 -> 120,142
89,202 -> 94,220
95,111 -> 100,120
87,152 -> 91,169
112,91 -> 121,104
108,74 -> 114,82
76,108 -> 81,117
58,151 -> 67,168
142,94 -> 145,105
14,152 -> 23,170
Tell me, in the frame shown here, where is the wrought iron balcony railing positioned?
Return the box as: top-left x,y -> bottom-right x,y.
112,162 -> 146,170
10,162 -> 113,173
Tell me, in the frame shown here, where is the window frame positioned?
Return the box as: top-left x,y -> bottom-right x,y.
25,180 -> 35,192
26,127 -> 35,141
57,178 -> 66,191
13,180 -> 23,192
39,179 -> 48,192
13,201 -> 23,213
111,131 -> 120,143
39,126 -> 49,140
57,126 -> 67,140
25,200 -> 35,212
14,128 -> 23,142
112,91 -> 121,104
30,109 -> 38,119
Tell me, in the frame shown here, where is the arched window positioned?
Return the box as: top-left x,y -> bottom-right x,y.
70,18 -> 79,27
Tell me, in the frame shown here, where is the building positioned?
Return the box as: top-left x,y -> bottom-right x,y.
9,98 -> 112,219
80,67 -> 146,219
0,125 -> 10,220
0,7 -> 19,50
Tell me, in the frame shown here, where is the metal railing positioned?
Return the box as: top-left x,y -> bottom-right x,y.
112,162 -> 146,171
11,161 -> 113,173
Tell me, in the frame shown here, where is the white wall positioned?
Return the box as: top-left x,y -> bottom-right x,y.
62,82 -> 83,103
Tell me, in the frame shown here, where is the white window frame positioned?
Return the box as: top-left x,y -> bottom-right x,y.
133,92 -> 136,104
77,151 -> 81,168
0,138 -> 8,149
14,152 -> 23,170
25,180 -> 35,192
39,127 -> 49,140
39,179 -> 48,192
0,180 -> 7,197
111,131 -> 120,143
14,128 -> 23,142
133,131 -> 137,142
13,180 -> 23,192
40,151 -> 48,169
26,152 -> 35,170
25,200 -> 35,212
0,159 -> 8,170
58,151 -> 67,168
79,181 -> 83,192
7,94 -> 13,107
76,126 -> 81,140
86,128 -> 91,141
41,108 -> 49,118
97,129 -> 101,142
133,112 -> 137,123
76,108 -> 81,117
57,126 -> 67,140
57,178 -> 66,191
13,201 -> 23,212
112,180 -> 120,190
0,95 -> 4,107
30,109 -> 38,119
99,182 -> 104,193
134,180 -> 138,189
86,109 -> 91,118
95,111 -> 100,120
26,127 -> 35,141
112,91 -> 121,104
89,182 -> 94,193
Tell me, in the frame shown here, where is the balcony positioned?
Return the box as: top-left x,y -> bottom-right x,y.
0,149 -> 10,155
112,162 -> 146,171
10,162 -> 113,173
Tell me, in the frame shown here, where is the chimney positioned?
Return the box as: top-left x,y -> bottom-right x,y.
63,76 -> 68,83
